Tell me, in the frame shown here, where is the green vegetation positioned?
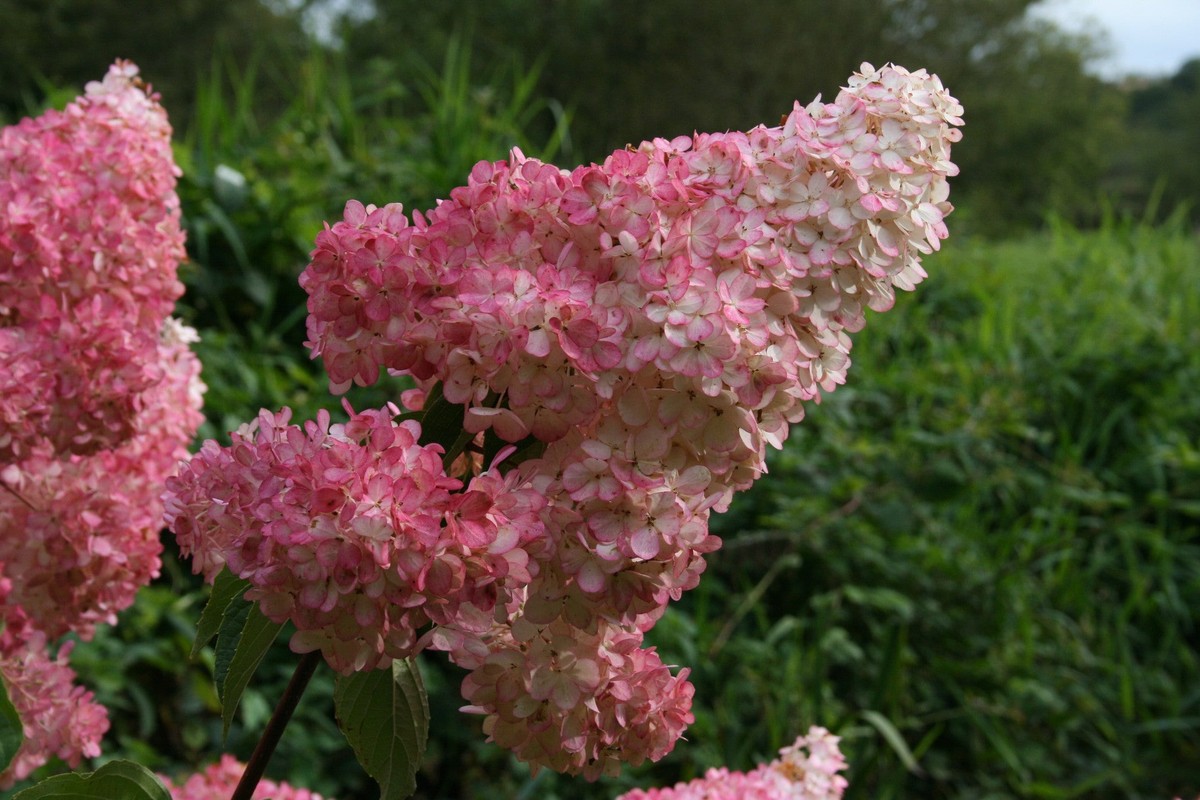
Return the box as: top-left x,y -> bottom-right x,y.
662,211 -> 1200,799
5,3 -> 1199,798
1109,59 -> 1200,225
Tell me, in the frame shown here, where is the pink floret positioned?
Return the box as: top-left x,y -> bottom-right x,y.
160,754 -> 331,800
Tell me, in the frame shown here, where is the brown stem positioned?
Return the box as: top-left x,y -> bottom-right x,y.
0,480 -> 37,511
231,650 -> 323,800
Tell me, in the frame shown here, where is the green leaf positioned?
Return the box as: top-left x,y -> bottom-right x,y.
12,759 -> 171,800
861,709 -> 923,775
199,197 -> 250,270
0,673 -> 23,774
193,567 -> 252,659
213,594 -> 251,699
335,658 -> 430,800
417,383 -> 464,449
213,596 -> 283,738
482,428 -> 545,470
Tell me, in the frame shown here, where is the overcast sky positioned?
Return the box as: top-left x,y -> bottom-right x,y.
1032,0 -> 1200,77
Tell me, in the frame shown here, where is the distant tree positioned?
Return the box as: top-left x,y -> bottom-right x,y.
0,0 -> 310,124
1110,58 -> 1200,221
895,12 -> 1125,230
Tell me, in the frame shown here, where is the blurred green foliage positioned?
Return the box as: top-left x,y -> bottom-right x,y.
0,0 -> 309,126
4,3 -> 1199,799
343,0 -> 1127,231
1107,59 -> 1200,225
663,211 -> 1200,799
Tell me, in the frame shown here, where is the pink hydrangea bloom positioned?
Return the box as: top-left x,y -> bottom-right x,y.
615,727 -> 848,800
299,63 -> 962,645
0,61 -> 201,780
0,281 -> 204,643
170,62 -> 959,779
453,616 -> 694,779
160,754 -> 331,800
0,591 -> 109,788
0,62 -> 202,640
0,59 -> 186,461
166,405 -> 546,673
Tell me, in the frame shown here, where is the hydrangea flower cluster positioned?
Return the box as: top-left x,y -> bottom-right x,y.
452,615 -> 695,778
2,318 -> 203,639
160,755 -> 330,800
167,404 -> 546,673
615,727 -> 847,800
170,63 -> 960,778
0,60 -> 187,461
0,62 -> 203,783
0,586 -> 109,789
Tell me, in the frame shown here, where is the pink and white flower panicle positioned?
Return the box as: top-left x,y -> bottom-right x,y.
169,62 -> 960,779
1,61 -> 203,784
0,61 -> 202,639
0,59 -> 187,462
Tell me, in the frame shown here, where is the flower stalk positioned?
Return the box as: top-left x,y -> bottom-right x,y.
232,650 -> 323,800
